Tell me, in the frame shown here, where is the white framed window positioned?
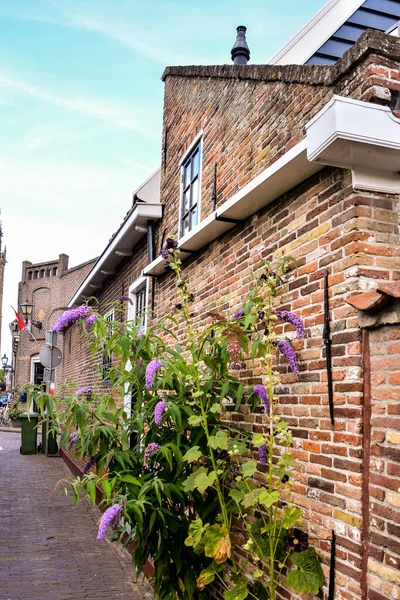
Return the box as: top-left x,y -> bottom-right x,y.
102,309 -> 114,381
179,133 -> 202,238
128,276 -> 149,332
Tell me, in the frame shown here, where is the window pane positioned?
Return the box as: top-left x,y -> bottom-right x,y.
182,216 -> 189,236
191,177 -> 199,207
192,149 -> 200,179
183,189 -> 190,212
190,205 -> 198,228
183,162 -> 191,188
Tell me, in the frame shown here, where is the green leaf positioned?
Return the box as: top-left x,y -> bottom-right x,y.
258,490 -> 279,508
194,470 -> 217,494
228,488 -> 244,504
86,480 -> 96,506
119,474 -> 141,486
240,460 -> 258,478
223,585 -> 248,600
183,446 -> 202,463
185,518 -> 208,554
208,431 -> 228,450
183,467 -> 207,492
282,506 -> 303,530
287,547 -> 325,595
101,480 -> 111,499
203,523 -> 231,563
188,415 -> 203,427
277,453 -> 295,468
252,433 -> 266,448
183,568 -> 196,598
196,561 -> 224,590
210,403 -> 221,414
241,488 -> 263,508
234,384 -> 244,411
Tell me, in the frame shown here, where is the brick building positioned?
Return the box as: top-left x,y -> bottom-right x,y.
12,253 -> 96,391
57,8 -> 400,600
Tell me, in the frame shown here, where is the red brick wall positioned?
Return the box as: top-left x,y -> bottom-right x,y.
368,324 -> 400,600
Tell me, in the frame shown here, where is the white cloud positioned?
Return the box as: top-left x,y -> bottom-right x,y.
0,70 -> 157,138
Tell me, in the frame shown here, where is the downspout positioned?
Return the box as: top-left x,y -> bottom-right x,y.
147,221 -> 156,313
361,328 -> 371,599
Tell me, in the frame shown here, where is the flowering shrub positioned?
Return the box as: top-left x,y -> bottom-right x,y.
42,251 -> 324,600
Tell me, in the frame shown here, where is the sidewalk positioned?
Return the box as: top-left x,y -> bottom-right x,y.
0,431 -> 153,600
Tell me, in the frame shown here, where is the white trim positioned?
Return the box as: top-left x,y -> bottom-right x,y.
178,134 -> 203,239
306,95 -> 400,173
267,0 -> 364,65
30,355 -> 41,384
128,275 -> 149,331
68,202 -> 162,307
352,168 -> 400,194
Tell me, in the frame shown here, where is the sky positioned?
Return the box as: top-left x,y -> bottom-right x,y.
0,0 -> 326,359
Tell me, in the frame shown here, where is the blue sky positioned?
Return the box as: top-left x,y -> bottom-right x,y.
0,0 -> 326,358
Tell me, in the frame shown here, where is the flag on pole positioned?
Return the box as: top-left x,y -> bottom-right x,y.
11,306 -> 27,331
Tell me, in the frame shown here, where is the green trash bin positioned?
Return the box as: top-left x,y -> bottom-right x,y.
20,413 -> 39,455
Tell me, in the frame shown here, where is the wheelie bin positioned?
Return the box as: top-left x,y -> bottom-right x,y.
20,412 -> 39,454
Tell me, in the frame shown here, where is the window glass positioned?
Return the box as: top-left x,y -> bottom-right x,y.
180,141 -> 201,237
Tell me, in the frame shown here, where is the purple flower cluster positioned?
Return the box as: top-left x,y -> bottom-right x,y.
278,340 -> 299,376
258,444 -> 267,466
230,463 -> 240,477
52,305 -> 92,332
118,295 -> 133,305
76,387 -> 93,397
145,359 -> 162,389
276,310 -> 305,339
154,400 -> 167,425
97,504 -> 122,541
83,457 -> 95,475
69,433 -> 79,449
253,385 -> 270,414
233,308 -> 244,319
144,442 -> 160,469
85,314 -> 98,332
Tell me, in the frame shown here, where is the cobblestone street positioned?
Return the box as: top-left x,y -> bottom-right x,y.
0,431 -> 153,600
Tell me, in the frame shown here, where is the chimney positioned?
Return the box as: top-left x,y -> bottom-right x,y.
231,26 -> 250,65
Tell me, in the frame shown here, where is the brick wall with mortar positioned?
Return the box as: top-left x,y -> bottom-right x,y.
14,254 -> 96,392
367,324 -> 400,600
58,30 -> 400,600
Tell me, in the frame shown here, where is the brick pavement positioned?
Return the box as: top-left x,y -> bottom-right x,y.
0,431 -> 153,600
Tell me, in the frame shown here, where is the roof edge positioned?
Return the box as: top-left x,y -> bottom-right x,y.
161,30 -> 400,86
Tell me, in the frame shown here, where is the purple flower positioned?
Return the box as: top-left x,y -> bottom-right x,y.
258,444 -> 267,466
154,400 -> 167,425
85,314 -> 98,332
145,359 -> 162,389
138,331 -> 144,338
278,340 -> 299,376
76,387 -> 93,397
69,433 -> 79,449
233,308 -> 244,319
144,442 -> 160,469
97,504 -> 122,541
276,311 -> 305,339
253,385 -> 270,414
161,237 -> 178,260
287,529 -> 309,553
118,295 -> 133,305
52,305 -> 92,332
83,457 -> 95,475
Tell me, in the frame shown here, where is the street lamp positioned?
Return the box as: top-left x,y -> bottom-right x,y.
1,354 -> 8,368
19,300 -> 42,330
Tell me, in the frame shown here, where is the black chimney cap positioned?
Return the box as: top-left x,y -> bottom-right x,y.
231,26 -> 250,65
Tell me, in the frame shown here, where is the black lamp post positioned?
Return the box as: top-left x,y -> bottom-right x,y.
19,300 -> 42,330
1,354 -> 8,368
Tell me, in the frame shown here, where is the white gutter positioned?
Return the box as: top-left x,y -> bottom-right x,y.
69,202 -> 162,306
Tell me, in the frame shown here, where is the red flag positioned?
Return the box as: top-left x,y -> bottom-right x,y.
12,307 -> 27,331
